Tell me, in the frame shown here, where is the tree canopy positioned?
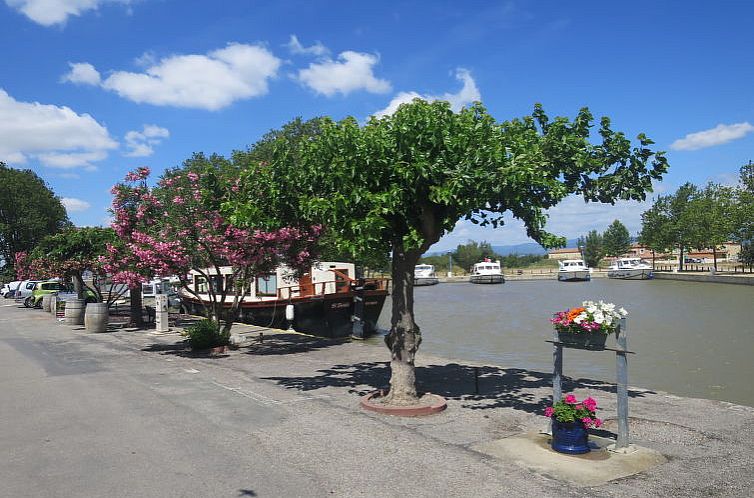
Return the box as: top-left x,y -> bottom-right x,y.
602,220 -> 632,257
0,162 -> 69,274
231,99 -> 668,404
578,230 -> 604,268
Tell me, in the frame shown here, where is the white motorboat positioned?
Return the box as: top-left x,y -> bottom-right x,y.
414,264 -> 439,286
557,259 -> 591,282
607,257 -> 654,280
469,260 -> 505,284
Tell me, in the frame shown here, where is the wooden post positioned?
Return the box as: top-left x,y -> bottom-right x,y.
615,317 -> 630,448
553,328 -> 563,403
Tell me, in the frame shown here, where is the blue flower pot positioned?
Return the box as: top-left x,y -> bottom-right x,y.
551,419 -> 590,454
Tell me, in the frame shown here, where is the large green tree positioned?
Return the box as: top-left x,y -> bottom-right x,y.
602,219 -> 632,257
640,183 -> 698,267
237,100 -> 667,404
0,163 -> 69,275
578,230 -> 604,268
452,240 -> 500,272
686,183 -> 735,270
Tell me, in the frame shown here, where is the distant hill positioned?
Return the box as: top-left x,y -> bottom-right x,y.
427,239 -> 580,257
490,239 -> 580,256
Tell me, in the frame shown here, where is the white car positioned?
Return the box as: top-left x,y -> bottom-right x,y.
2,281 -> 21,298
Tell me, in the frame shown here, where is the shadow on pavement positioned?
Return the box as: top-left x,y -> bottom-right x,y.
263,361 -> 655,414
241,333 -> 349,356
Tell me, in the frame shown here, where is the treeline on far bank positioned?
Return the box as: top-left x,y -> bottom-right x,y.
419,241 -> 552,273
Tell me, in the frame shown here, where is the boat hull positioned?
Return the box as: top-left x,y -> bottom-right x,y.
469,274 -> 505,284
557,270 -> 591,282
180,291 -> 387,339
607,269 -> 654,280
414,277 -> 439,286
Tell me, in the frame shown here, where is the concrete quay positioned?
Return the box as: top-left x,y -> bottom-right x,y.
1,303 -> 752,497
654,271 -> 754,285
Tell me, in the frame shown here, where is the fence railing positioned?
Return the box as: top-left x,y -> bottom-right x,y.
653,264 -> 754,273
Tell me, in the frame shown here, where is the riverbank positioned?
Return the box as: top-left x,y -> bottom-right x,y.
654,271 -> 754,285
2,303 -> 752,496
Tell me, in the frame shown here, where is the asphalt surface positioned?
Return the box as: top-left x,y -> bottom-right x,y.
1,303 -> 752,497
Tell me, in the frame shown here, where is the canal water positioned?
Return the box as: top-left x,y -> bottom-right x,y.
373,279 -> 754,407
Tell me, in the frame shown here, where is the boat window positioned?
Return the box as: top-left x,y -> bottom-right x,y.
195,275 -> 208,294
256,274 -> 277,296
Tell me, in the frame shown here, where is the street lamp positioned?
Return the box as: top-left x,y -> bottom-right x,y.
447,252 -> 453,278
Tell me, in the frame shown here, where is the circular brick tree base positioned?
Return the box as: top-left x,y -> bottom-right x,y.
360,390 -> 447,417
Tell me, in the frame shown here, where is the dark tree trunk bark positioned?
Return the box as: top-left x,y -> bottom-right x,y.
129,286 -> 144,328
383,240 -> 422,405
679,247 -> 684,269
73,273 -> 85,300
713,247 -> 718,271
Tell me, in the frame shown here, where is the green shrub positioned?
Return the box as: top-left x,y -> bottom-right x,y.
183,319 -> 229,350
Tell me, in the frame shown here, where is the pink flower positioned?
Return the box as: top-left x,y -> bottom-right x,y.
187,172 -> 199,182
544,407 -> 554,418
575,404 -> 583,410
594,418 -> 602,428
583,397 -> 597,411
581,417 -> 593,427
564,394 -> 577,404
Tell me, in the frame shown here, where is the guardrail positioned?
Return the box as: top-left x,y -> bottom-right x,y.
654,264 -> 754,273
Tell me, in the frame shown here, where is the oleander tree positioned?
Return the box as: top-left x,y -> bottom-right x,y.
241,99 -> 668,405
27,227 -> 123,304
110,158 -> 321,334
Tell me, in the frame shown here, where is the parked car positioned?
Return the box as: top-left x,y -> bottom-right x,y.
15,280 -> 42,301
25,280 -> 97,308
2,281 -> 22,298
684,257 -> 703,264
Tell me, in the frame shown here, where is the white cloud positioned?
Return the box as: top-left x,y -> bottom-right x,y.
123,124 -> 169,157
296,51 -> 391,96
61,62 -> 101,85
373,68 -> 481,117
0,88 -> 117,169
671,122 -> 754,151
71,43 -> 281,110
5,0 -> 132,27
286,35 -> 329,57
61,197 -> 91,212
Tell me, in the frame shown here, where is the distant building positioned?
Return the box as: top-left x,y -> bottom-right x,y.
547,248 -> 582,260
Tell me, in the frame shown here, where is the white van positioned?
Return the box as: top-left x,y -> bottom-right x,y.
15,280 -> 42,300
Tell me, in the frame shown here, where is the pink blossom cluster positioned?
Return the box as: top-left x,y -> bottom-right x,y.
545,394 -> 602,429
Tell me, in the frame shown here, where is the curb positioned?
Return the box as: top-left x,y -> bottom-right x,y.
360,390 -> 447,417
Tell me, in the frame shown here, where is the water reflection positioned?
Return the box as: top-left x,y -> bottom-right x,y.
374,279 -> 754,406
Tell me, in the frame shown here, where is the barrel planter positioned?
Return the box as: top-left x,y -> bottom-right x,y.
84,303 -> 109,333
64,299 -> 86,325
551,419 -> 590,454
49,295 -> 58,317
41,294 -> 53,312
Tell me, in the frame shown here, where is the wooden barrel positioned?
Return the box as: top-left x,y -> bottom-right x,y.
41,294 -> 53,312
64,299 -> 86,325
84,303 -> 109,333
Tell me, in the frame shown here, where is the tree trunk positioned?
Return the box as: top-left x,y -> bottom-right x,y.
383,241 -> 421,405
679,247 -> 684,269
129,286 -> 144,328
713,247 -> 718,271
73,273 -> 86,300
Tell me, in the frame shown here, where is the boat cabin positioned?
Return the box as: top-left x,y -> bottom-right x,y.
559,259 -> 589,270
471,260 -> 502,275
185,262 -> 360,302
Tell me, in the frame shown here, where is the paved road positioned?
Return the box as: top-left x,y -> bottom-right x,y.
2,303 -> 752,497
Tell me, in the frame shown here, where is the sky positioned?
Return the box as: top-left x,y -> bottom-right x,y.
1,0 -> 753,252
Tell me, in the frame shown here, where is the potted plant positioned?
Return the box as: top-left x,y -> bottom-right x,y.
545,394 -> 602,454
182,319 -> 230,354
551,300 -> 627,350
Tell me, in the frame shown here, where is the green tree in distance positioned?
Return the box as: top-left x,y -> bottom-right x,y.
452,240 -> 500,272
602,219 -> 632,257
578,230 -> 604,268
640,183 -> 698,267
687,183 -> 735,270
236,100 -> 668,404
0,162 -> 69,276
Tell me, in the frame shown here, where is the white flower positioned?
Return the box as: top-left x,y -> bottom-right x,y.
593,312 -> 604,324
619,307 -> 628,316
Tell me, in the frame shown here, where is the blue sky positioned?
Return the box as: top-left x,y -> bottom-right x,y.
1,0 -> 752,252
